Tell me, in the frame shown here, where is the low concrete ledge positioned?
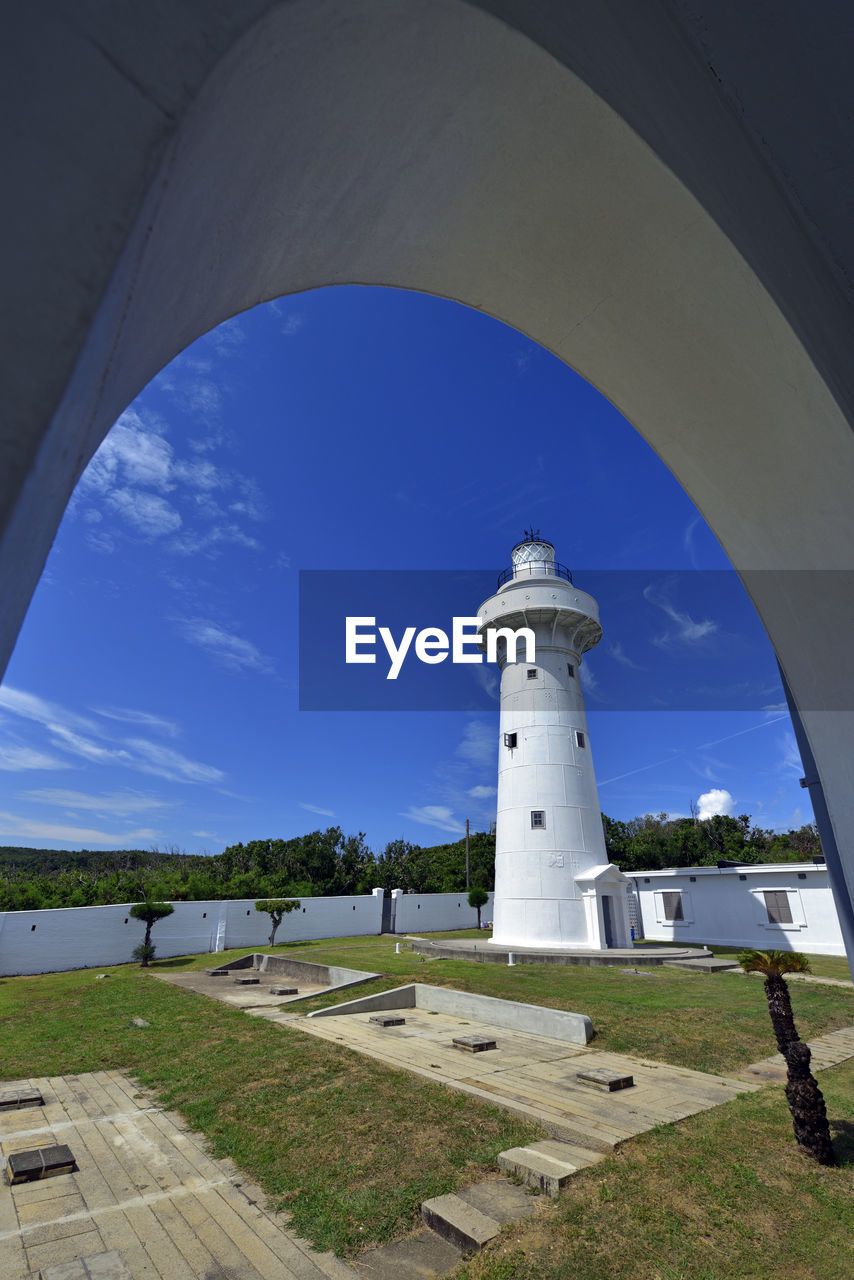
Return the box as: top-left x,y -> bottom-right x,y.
308,982 -> 594,1044
200,953 -> 380,998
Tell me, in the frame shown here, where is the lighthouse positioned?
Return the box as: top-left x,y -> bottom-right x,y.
477,532 -> 631,950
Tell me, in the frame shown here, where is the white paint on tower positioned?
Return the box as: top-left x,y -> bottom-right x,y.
477,534 -> 631,950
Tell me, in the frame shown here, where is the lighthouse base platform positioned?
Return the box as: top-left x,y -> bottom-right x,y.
408,938 -> 714,968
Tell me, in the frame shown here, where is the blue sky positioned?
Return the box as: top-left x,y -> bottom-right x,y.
0,287 -> 808,853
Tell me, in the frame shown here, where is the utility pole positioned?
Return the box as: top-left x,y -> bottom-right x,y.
465,818 -> 470,889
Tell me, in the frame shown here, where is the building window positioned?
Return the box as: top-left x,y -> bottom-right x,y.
575,730 -> 586,749
661,891 -> 684,922
530,810 -> 546,829
527,669 -> 538,680
764,890 -> 794,925
503,732 -> 517,748
567,664 -> 575,678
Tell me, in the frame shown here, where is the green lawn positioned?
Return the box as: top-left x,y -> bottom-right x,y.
454,1060 -> 854,1280
0,961 -> 539,1256
1,932 -> 852,1267
188,934 -> 854,1076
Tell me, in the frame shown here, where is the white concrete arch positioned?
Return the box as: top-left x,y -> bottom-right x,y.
2,1 -> 854,962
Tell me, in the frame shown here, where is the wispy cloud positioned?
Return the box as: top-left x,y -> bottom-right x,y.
0,743 -> 70,772
299,802 -> 335,818
125,739 -> 224,784
683,515 -> 702,567
176,619 -> 275,674
455,721 -> 496,767
0,685 -> 224,787
643,580 -> 717,647
468,785 -> 497,799
0,811 -> 158,846
398,805 -> 464,835
609,641 -> 643,670
23,789 -> 171,818
93,707 -> 180,738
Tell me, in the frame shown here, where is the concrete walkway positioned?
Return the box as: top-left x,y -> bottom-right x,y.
257,1004 -> 758,1151
0,1071 -> 357,1280
732,1025 -> 854,1085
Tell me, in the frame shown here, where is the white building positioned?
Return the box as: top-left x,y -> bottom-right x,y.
632,862 -> 846,957
477,533 -> 630,950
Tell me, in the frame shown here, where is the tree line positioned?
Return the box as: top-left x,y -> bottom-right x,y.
0,812 -> 820,911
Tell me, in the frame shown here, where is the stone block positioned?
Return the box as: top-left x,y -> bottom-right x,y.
421,1192 -> 500,1251
233,977 -> 260,985
0,1087 -> 44,1111
576,1068 -> 634,1091
39,1249 -> 132,1280
369,1014 -> 405,1027
206,968 -> 230,976
269,986 -> 298,995
452,1035 -> 497,1053
7,1145 -> 75,1184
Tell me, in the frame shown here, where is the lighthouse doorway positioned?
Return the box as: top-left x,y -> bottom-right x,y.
602,897 -> 614,949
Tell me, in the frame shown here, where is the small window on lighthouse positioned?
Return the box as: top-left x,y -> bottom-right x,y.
567,664 -> 575,678
527,669 -> 538,679
503,732 -> 517,748
530,810 -> 546,829
575,731 -> 586,749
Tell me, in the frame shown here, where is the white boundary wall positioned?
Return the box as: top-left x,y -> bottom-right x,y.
633,864 -> 845,956
0,891 -> 387,976
0,888 -> 497,976
392,890 -> 494,935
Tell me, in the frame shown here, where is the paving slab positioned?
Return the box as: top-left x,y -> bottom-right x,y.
0,1072 -> 358,1280
353,1227 -> 462,1279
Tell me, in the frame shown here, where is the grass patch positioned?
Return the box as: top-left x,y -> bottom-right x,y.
0,963 -> 540,1256
185,935 -> 854,1075
453,1060 -> 854,1280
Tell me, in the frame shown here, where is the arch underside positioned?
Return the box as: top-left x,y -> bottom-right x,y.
2,1 -> 853,962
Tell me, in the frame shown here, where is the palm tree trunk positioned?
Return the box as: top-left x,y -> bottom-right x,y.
783,1040 -> 836,1166
763,973 -> 800,1053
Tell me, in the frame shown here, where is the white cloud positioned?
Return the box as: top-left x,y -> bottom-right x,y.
24,789 -> 170,818
468,785 -> 497,799
105,488 -> 182,538
644,581 -> 717,646
0,744 -> 70,772
455,721 -> 496,767
169,524 -> 261,556
0,811 -> 158,846
299,802 -> 335,818
81,409 -> 173,495
697,788 -> 735,820
176,619 -> 274,674
399,805 -> 464,835
779,731 -> 803,778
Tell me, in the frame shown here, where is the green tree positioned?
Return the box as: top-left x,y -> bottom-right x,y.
738,949 -> 836,1165
129,900 -> 175,967
254,898 -> 301,947
467,887 -> 489,929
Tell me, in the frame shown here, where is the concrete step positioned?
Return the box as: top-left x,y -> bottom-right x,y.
352,1228 -> 462,1279
456,1178 -> 538,1223
421,1192 -> 503,1252
497,1141 -> 580,1196
533,1137 -> 607,1170
664,957 -> 741,973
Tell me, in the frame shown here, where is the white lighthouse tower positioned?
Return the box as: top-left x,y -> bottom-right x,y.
477,532 -> 631,951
